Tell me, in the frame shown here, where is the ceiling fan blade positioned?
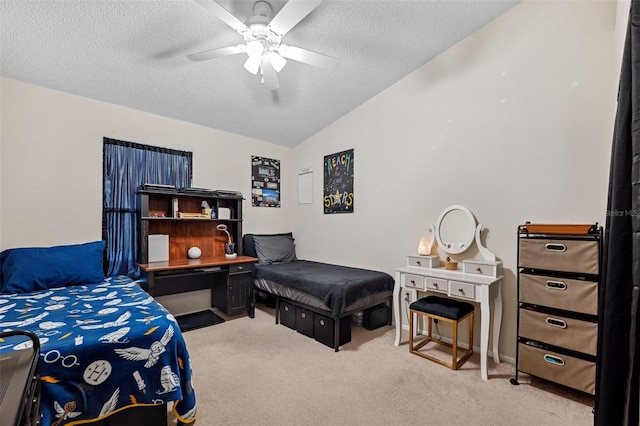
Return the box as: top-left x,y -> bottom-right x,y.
194,0 -> 249,33
268,0 -> 322,36
187,44 -> 246,61
279,44 -> 339,71
261,56 -> 279,90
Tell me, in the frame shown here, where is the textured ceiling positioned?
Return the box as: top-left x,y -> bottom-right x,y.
0,0 -> 519,147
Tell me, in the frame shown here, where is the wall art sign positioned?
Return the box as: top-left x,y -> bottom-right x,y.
251,156 -> 281,207
323,149 -> 354,214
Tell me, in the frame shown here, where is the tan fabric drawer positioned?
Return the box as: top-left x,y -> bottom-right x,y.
519,309 -> 597,356
519,238 -> 599,274
519,273 -> 598,315
518,343 -> 595,394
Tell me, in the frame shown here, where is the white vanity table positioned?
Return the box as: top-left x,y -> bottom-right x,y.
393,205 -> 503,380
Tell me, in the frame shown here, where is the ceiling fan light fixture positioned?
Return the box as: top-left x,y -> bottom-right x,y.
246,40 -> 264,58
243,56 -> 261,74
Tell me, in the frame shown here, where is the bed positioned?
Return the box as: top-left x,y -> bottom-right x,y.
243,233 -> 395,350
0,241 -> 197,425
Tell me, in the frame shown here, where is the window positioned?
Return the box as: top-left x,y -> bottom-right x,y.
102,138 -> 192,277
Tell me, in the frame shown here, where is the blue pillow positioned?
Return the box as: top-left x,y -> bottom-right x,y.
0,241 -> 106,294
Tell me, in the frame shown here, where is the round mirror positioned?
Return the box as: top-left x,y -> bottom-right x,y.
435,205 -> 476,255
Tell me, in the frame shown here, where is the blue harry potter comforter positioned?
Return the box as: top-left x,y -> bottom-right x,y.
0,276 -> 197,425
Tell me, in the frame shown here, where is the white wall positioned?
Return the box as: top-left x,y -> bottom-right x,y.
0,78 -> 294,249
292,0 -> 618,359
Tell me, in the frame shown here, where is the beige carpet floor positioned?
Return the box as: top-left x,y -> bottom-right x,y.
171,305 -> 594,426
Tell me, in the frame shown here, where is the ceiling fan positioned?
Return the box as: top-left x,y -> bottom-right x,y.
188,0 -> 339,90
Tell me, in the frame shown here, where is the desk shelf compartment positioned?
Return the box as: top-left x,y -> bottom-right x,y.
150,269 -> 223,297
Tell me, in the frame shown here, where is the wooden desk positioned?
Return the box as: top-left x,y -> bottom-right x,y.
138,255 -> 258,318
394,262 -> 503,380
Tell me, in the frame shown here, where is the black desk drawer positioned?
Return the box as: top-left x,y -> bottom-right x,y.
229,263 -> 253,275
151,270 -> 218,297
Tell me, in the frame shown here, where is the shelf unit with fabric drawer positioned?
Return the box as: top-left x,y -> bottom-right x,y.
510,223 -> 602,396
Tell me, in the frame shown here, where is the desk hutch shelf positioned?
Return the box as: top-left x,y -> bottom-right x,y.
138,188 -> 244,263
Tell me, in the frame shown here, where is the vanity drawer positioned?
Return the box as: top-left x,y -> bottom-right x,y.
407,255 -> 439,269
519,309 -> 597,356
463,260 -> 502,278
519,238 -> 599,274
425,277 -> 447,292
518,343 -> 595,395
519,273 -> 598,315
404,274 -> 425,290
449,281 -> 475,300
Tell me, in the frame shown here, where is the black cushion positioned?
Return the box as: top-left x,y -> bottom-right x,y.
253,234 -> 297,264
409,296 -> 474,320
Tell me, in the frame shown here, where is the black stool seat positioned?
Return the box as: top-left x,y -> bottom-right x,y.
409,296 -> 474,320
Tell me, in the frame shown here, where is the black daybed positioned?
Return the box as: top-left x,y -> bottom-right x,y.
243,233 -> 395,351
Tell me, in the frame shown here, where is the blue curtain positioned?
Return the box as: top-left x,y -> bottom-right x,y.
103,139 -> 192,277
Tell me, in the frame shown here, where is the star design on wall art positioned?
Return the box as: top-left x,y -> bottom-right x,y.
333,189 -> 341,205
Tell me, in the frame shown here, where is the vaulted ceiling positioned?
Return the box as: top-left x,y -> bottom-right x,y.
0,0 -> 519,147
